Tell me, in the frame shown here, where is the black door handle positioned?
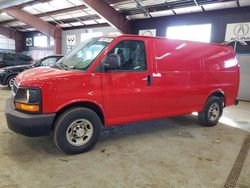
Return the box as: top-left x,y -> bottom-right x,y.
147,75 -> 152,86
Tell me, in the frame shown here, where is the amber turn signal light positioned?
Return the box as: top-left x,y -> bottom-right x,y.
15,102 -> 40,112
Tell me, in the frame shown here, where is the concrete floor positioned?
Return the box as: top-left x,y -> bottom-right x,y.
0,87 -> 249,188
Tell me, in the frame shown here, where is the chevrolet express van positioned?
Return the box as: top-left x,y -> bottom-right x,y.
5,35 -> 239,154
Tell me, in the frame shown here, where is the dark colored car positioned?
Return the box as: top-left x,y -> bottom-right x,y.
0,55 -> 63,88
0,52 -> 33,68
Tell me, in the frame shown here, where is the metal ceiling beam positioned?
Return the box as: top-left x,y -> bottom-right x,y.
0,0 -> 34,10
105,0 -> 129,4
4,7 -> 62,54
134,0 -> 152,18
48,15 -> 100,24
11,22 -> 110,31
61,23 -> 110,31
193,0 -> 199,6
236,0 -> 240,7
193,0 -> 205,12
65,0 -> 99,24
0,0 -> 52,10
3,14 -> 101,29
0,25 -> 23,52
121,0 -> 196,15
4,7 -> 56,36
172,10 -> 177,15
117,0 -> 238,15
1,15 -> 101,30
31,4 -> 87,18
108,0 -> 238,16
83,0 -> 132,33
0,5 -> 87,25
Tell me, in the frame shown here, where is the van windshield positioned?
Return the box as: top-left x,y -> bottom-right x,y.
57,37 -> 113,71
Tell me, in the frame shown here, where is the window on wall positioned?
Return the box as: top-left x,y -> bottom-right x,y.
166,24 -> 212,43
50,36 -> 54,46
34,35 -> 48,47
0,34 -> 15,50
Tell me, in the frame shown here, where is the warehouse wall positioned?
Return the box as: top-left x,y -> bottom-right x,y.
22,26 -> 119,59
0,34 -> 15,52
22,31 -> 53,60
133,6 -> 250,53
62,26 -> 119,55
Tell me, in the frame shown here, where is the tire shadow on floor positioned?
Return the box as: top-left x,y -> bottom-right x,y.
4,114 -> 204,157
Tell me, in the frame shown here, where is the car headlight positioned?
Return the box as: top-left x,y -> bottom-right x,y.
14,88 -> 41,113
0,69 -> 5,74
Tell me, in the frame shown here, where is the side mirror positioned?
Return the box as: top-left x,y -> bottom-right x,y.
104,54 -> 121,71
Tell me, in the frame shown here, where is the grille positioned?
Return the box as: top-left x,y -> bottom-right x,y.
224,135 -> 250,188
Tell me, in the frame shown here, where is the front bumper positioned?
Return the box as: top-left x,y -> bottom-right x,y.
5,98 -> 56,137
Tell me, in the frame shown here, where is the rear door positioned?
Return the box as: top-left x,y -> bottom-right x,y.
101,37 -> 153,125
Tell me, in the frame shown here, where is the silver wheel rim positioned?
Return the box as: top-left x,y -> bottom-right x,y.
9,78 -> 15,87
208,103 -> 220,121
66,119 -> 93,147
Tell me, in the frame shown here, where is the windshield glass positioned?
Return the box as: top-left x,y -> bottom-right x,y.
57,37 -> 113,71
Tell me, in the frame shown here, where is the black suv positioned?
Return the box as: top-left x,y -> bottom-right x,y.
0,52 -> 33,68
0,55 -> 63,88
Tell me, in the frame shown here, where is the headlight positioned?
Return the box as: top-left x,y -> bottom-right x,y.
0,69 -> 5,74
14,88 -> 41,113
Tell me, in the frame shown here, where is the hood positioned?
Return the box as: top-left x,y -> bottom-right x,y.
15,67 -> 80,87
3,64 -> 33,71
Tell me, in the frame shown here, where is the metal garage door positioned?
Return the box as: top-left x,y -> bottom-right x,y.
238,54 -> 250,101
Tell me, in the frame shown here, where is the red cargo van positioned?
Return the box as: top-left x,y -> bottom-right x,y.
5,35 -> 239,154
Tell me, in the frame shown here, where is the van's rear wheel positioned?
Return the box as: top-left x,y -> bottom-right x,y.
53,107 -> 101,154
198,96 -> 223,127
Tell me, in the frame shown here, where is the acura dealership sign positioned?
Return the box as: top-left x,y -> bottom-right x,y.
225,22 -> 250,41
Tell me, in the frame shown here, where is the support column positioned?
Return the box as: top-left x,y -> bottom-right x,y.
54,25 -> 62,54
83,0 -> 132,33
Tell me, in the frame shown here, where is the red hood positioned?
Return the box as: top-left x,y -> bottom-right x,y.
15,67 -> 78,87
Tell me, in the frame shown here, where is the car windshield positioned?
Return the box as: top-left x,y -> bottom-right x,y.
57,37 -> 113,71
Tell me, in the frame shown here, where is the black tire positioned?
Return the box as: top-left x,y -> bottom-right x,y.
198,96 -> 223,127
53,107 -> 102,154
7,75 -> 16,89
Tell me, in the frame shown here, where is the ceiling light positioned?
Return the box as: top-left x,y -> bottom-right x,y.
1,12 -> 7,16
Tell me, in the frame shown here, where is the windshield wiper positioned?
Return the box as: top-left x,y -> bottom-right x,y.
68,66 -> 85,71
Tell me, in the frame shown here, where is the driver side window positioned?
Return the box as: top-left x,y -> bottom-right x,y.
104,40 -> 147,72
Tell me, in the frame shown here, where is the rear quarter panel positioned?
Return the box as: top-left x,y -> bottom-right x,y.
152,39 -> 239,117
201,45 -> 239,106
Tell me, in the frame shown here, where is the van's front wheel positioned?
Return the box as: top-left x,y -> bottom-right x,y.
198,96 -> 223,127
53,107 -> 101,154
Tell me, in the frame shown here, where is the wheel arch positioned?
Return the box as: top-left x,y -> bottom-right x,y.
52,101 -> 106,130
5,73 -> 18,85
206,90 -> 226,107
